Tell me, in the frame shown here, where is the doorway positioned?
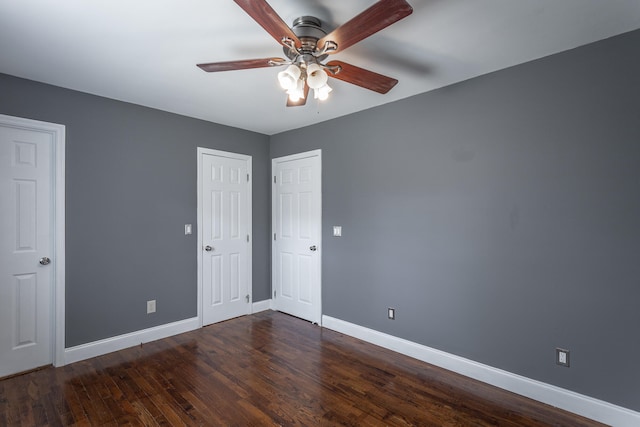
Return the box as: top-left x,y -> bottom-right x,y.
0,114 -> 65,376
197,148 -> 252,326
272,150 -> 322,324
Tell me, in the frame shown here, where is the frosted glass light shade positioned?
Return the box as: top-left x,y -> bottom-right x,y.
278,65 -> 301,90
314,83 -> 332,101
306,63 -> 328,89
287,79 -> 305,102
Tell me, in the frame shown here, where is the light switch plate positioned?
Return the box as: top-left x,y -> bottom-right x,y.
185,224 -> 192,235
333,226 -> 342,237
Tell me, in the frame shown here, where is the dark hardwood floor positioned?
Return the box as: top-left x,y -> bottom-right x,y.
0,311 -> 604,426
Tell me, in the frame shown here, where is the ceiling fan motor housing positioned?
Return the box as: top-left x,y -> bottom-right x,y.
284,16 -> 329,62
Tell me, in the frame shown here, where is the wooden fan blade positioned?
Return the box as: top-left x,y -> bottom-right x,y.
197,58 -> 285,72
234,0 -> 301,49
326,60 -> 398,94
286,84 -> 310,107
317,0 -> 413,54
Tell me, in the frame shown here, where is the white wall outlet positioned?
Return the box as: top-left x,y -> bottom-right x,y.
388,307 -> 395,320
556,348 -> 570,367
147,300 -> 156,314
333,226 -> 342,237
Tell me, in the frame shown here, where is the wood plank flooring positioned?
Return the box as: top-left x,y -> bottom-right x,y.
0,311 -> 605,426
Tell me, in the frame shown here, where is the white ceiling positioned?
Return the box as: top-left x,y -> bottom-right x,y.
1,1 -> 639,135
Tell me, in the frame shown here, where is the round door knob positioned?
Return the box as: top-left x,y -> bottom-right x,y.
309,245 -> 317,251
39,257 -> 51,265
204,245 -> 214,252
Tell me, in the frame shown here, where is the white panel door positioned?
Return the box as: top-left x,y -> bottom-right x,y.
200,151 -> 251,325
0,124 -> 53,377
272,150 -> 321,324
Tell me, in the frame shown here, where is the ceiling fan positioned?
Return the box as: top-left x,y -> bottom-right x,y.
197,0 -> 413,106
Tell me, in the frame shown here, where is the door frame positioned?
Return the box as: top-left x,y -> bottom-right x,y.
271,149 -> 322,325
0,114 -> 66,367
196,147 -> 252,327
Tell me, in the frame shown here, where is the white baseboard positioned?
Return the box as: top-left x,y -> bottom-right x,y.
63,303 -> 276,366
322,315 -> 640,427
252,299 -> 271,313
64,317 -> 200,365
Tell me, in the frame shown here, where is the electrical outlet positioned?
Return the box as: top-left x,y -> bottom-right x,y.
556,348 -> 570,367
388,307 -> 395,320
147,300 -> 156,314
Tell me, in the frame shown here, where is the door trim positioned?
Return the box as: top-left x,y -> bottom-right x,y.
271,149 -> 322,325
0,114 -> 66,367
196,147 -> 252,327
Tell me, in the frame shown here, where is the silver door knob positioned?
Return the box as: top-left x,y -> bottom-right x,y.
39,257 -> 51,265
309,245 -> 317,251
204,245 -> 214,252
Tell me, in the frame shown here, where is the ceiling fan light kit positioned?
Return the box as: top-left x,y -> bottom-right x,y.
279,61 -> 331,103
197,0 -> 413,107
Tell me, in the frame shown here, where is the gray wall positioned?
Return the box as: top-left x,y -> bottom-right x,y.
270,29 -> 640,411
0,73 -> 271,347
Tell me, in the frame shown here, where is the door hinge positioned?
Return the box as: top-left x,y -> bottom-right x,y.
273,175 -> 276,184
246,294 -> 250,303
273,290 -> 276,298
246,234 -> 250,242
247,173 -> 250,182
273,233 -> 276,241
